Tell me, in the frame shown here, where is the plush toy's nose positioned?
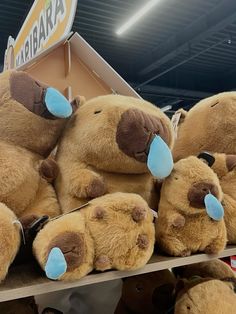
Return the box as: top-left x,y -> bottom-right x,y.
187,182 -> 219,208
116,108 -> 170,163
10,71 -> 72,119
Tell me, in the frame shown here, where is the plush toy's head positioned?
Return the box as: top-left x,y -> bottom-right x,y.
59,95 -> 174,174
161,155 -> 223,216
174,259 -> 235,280
174,277 -> 236,314
173,92 -> 236,161
116,270 -> 176,314
0,70 -> 75,157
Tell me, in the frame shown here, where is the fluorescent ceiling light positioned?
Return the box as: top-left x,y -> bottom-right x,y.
116,0 -> 160,35
161,105 -> 172,112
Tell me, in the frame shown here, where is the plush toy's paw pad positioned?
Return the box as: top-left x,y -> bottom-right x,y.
132,206 -> 146,222
39,158 -> 59,183
87,177 -> 107,198
45,87 -> 72,118
137,234 -> 149,250
147,135 -> 173,179
48,232 -> 86,272
45,247 -> 67,280
205,245 -> 222,255
95,255 -> 111,271
172,215 -> 185,228
93,206 -> 106,219
179,249 -> 191,257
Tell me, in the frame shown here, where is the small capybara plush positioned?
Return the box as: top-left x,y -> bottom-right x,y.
155,155 -> 227,256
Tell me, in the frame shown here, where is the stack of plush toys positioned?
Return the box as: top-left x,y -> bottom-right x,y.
0,69 -> 236,313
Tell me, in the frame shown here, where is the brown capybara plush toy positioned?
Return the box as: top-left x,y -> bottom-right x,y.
174,276 -> 236,314
210,153 -> 236,244
114,270 -> 176,314
0,70 -> 75,281
32,94 -> 175,281
174,259 -> 236,314
155,155 -> 227,257
173,92 -> 236,161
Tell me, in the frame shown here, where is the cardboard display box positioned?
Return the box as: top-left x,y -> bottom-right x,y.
18,32 -> 140,101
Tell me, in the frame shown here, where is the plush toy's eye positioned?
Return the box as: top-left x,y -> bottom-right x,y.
174,177 -> 178,180
187,306 -> 191,310
211,100 -> 219,108
94,110 -> 102,114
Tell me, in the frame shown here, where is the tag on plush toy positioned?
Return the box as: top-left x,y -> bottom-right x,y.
147,135 -> 173,179
45,87 -> 72,118
204,193 -> 224,221
45,247 -> 67,280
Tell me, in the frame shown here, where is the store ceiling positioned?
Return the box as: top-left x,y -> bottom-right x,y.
1,0 -> 236,113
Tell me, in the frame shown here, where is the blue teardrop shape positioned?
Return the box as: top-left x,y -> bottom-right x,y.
45,247 -> 67,280
147,135 -> 173,179
45,87 -> 72,118
204,194 -> 224,221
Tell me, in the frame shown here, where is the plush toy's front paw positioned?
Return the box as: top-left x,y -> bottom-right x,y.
86,176 -> 107,198
74,175 -> 107,199
205,243 -> 224,255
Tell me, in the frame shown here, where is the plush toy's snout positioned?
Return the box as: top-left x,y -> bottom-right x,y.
10,71 -> 72,119
116,108 -> 169,163
187,182 -> 219,208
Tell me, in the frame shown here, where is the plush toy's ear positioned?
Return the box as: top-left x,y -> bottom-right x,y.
175,108 -> 188,125
70,95 -> 86,112
197,152 -> 215,167
39,158 -> 59,183
226,155 -> 236,171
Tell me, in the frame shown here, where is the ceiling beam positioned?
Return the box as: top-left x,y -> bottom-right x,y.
132,83 -> 212,100
136,37 -> 226,88
138,0 -> 236,76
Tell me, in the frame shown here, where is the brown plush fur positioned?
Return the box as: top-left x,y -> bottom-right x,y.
155,156 -> 226,256
175,278 -> 236,314
173,92 -> 236,161
55,94 -> 174,212
211,153 -> 236,243
115,270 -> 176,314
0,70 -> 73,281
34,193 -> 155,280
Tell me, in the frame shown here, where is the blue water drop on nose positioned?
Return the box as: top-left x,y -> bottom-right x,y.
45,247 -> 67,280
45,87 -> 72,118
204,193 -> 224,221
147,135 -> 173,179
